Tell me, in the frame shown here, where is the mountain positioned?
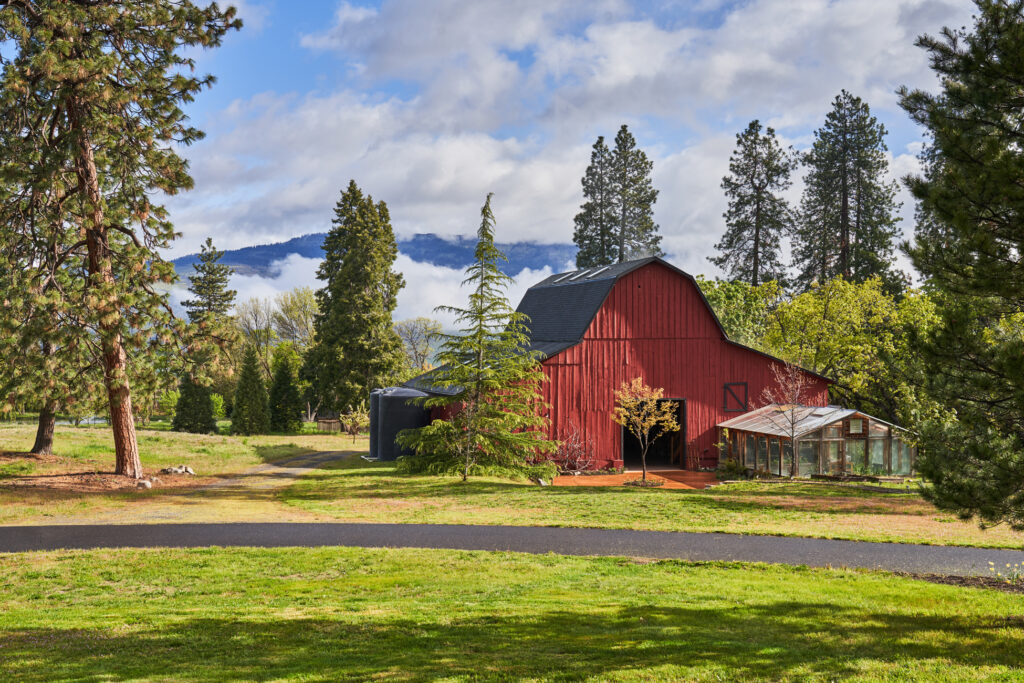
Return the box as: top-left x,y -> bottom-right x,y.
171,233 -> 577,278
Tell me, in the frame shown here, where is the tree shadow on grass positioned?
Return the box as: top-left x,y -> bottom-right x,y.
2,601 -> 1022,681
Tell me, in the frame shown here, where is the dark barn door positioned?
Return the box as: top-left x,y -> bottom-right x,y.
621,399 -> 687,470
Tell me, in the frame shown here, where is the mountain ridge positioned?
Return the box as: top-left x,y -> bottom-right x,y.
171,233 -> 577,278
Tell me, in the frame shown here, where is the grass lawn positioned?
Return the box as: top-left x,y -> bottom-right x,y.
0,546 -> 1021,681
0,423 -> 359,524
282,455 -> 1024,549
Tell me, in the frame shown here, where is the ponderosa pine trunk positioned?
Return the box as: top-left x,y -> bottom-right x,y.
31,398 -> 56,456
69,99 -> 142,479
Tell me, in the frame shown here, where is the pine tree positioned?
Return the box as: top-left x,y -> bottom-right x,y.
573,125 -> 663,266
793,91 -> 904,293
231,347 -> 270,436
898,0 -> 1024,530
304,180 -> 406,412
183,238 -> 237,323
710,121 -> 795,286
573,136 -> 617,267
171,375 -> 217,434
268,361 -> 303,434
397,194 -> 556,480
0,1 -> 240,477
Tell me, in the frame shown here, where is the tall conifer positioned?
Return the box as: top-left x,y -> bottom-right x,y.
0,1 -> 240,477
710,120 -> 795,286
793,91 -> 903,292
268,361 -> 303,434
304,181 -> 405,412
398,194 -> 556,480
573,125 -> 662,266
898,0 -> 1024,530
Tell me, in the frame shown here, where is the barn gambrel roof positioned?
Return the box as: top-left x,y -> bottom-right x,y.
405,256 -> 831,395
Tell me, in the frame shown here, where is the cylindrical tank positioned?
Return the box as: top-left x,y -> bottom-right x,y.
368,388 -> 384,460
377,387 -> 431,461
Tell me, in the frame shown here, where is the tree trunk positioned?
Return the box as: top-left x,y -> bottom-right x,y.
641,445 -> 648,482
31,399 -> 56,456
69,99 -> 142,479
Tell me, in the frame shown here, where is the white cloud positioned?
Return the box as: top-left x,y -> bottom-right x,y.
167,0 -> 974,293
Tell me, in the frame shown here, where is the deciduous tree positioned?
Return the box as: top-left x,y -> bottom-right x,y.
612,377 -> 679,483
273,287 -> 317,351
394,317 -> 442,371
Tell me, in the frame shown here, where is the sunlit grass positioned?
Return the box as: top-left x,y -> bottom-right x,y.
0,546 -> 1021,681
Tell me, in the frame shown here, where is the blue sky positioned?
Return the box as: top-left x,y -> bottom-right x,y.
167,0 -> 975,321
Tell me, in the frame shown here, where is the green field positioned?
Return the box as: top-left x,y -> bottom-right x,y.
281,455 -> 1024,549
0,546 -> 1021,681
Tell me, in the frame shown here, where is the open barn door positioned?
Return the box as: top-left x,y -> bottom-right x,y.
621,399 -> 687,470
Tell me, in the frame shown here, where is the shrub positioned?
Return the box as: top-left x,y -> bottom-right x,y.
268,361 -> 303,434
716,457 -> 748,481
396,452 -> 557,482
549,422 -> 595,473
232,347 -> 270,435
210,393 -> 226,419
171,376 -> 217,434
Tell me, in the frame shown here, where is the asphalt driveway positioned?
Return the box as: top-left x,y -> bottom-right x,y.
2,522 -> 1022,576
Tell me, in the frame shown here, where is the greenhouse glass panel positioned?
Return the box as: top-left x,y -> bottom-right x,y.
757,437 -> 768,471
798,441 -> 819,476
825,442 -> 842,475
893,440 -> 912,475
769,439 -> 781,476
869,439 -> 886,474
782,441 -> 794,476
846,441 -> 867,475
745,434 -> 755,468
824,425 -> 842,439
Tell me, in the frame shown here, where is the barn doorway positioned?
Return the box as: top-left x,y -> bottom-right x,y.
621,399 -> 687,470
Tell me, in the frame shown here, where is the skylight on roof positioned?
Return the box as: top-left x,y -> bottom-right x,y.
552,271 -> 575,283
588,266 -> 610,278
569,269 -> 593,281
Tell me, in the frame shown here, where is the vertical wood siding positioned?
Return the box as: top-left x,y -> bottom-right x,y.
540,263 -> 829,469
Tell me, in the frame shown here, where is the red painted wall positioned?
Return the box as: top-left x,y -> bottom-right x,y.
539,262 -> 829,469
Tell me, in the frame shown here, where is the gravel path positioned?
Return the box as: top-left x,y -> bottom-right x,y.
1,522 -> 1021,576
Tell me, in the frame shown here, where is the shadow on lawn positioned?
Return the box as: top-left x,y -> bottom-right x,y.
286,465 -> 927,518
2,601 -> 1022,681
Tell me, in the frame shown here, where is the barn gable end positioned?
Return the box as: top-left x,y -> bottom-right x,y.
519,258 -> 830,469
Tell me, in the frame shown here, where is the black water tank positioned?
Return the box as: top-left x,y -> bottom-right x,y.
376,387 -> 431,461
368,388 -> 384,460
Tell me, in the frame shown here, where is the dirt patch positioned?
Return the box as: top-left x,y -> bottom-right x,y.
0,452 -> 61,465
898,571 -> 1024,596
553,471 -> 717,490
734,494 -> 933,515
1,471 -> 214,493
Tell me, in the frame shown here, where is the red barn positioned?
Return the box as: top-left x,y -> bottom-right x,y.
411,257 -> 830,470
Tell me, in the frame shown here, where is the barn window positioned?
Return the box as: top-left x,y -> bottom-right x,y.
723,383 -> 748,412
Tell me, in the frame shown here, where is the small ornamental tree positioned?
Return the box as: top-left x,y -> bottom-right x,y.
612,378 -> 680,483
171,375 -> 217,434
268,361 -> 304,434
397,194 -> 556,481
759,362 -> 818,476
231,347 -> 270,435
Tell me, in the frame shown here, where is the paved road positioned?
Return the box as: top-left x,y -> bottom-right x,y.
2,522 -> 1022,576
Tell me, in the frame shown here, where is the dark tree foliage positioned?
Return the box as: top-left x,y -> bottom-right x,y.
793,91 -> 905,293
231,347 -> 270,436
710,120 -> 795,286
171,375 -> 217,434
183,238 -> 237,323
898,0 -> 1024,530
268,360 -> 303,434
304,180 -> 405,412
0,0 -> 240,477
574,125 -> 662,266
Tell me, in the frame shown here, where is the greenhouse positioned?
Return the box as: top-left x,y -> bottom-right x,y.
716,404 -> 915,477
